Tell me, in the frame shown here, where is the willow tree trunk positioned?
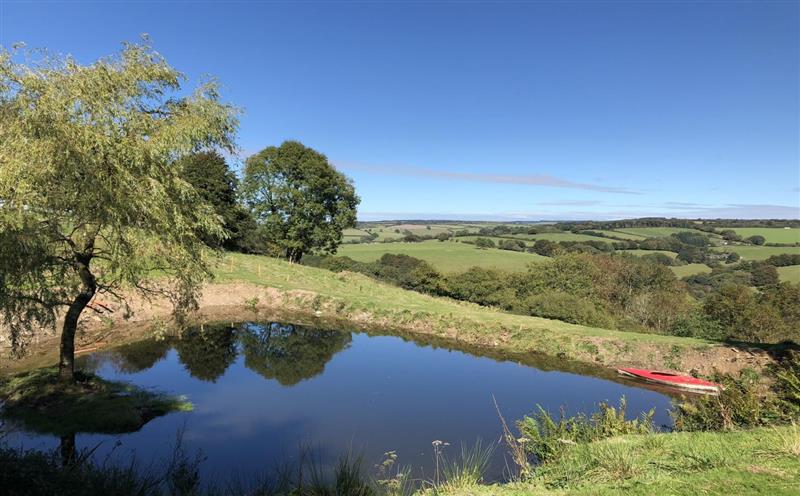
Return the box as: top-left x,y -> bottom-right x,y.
59,259 -> 97,383
59,433 -> 76,466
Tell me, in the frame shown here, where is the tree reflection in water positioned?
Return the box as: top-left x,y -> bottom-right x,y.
240,323 -> 351,386
175,324 -> 238,382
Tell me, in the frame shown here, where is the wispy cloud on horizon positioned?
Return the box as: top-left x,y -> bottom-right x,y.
357,202 -> 800,222
336,162 -> 640,195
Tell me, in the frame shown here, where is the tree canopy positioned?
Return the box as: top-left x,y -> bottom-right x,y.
242,141 -> 360,262
0,42 -> 239,381
179,151 -> 262,252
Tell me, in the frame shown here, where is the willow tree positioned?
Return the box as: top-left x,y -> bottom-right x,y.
0,42 -> 238,382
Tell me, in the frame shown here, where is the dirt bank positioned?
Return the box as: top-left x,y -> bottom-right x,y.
1,282 -> 780,377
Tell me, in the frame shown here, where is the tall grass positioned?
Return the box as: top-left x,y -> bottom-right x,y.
516,397 -> 654,465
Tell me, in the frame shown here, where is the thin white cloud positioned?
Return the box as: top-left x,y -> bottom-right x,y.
357,203 -> 800,222
337,162 -> 640,194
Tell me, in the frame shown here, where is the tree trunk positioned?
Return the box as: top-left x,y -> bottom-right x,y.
285,248 -> 304,263
59,259 -> 97,383
59,433 -> 76,467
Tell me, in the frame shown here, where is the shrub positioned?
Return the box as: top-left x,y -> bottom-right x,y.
520,292 -> 615,328
474,237 -> 495,249
517,397 -> 654,464
499,239 -> 526,252
640,252 -> 676,266
669,310 -> 724,340
672,372 -> 767,431
766,254 -> 800,267
747,235 -> 766,245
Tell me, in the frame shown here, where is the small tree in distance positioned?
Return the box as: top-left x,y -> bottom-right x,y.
0,42 -> 239,382
242,141 -> 360,262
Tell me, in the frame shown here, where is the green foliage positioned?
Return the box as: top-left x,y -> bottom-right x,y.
701,283 -> 799,343
474,237 -> 496,249
174,324 -> 238,382
438,441 -> 495,491
240,323 -> 351,386
672,373 -> 770,431
747,235 -> 767,245
674,353 -> 800,432
242,141 -> 360,262
178,151 -> 262,253
445,267 -> 515,308
669,310 -> 724,340
498,239 -> 526,252
0,41 -> 238,377
519,292 -> 615,328
0,368 -> 192,436
771,350 -> 800,420
767,253 -> 800,267
516,397 -> 654,464
671,231 -> 711,247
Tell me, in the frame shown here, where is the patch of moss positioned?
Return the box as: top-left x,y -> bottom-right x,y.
0,368 -> 192,436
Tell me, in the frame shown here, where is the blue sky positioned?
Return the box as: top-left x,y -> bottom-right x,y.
2,0 -> 798,220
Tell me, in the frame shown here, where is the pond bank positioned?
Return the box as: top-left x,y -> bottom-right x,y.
2,254 -> 780,377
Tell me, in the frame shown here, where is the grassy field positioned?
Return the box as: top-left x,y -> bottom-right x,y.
213,253 -> 720,372
713,245 -> 800,261
620,249 -> 678,258
591,229 -> 648,240
614,227 -> 709,238
731,227 -> 800,244
341,227 -> 372,241
509,232 -> 615,243
437,426 -> 800,496
336,240 -> 546,273
778,265 -> 800,284
669,263 -> 712,278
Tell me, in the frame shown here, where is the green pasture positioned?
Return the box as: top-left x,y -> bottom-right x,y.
713,245 -> 800,261
778,265 -> 800,284
591,229 -> 648,240
613,227 -> 710,238
619,249 -> 678,258
336,239 -> 546,273
670,263 -> 712,278
730,227 -> 800,244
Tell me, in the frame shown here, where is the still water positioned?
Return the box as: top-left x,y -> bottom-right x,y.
5,322 -> 674,482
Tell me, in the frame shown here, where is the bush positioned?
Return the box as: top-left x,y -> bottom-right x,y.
640,252 -> 676,266
446,267 -> 515,308
520,292 -> 615,328
766,254 -> 800,267
474,237 -> 495,249
672,372 -> 766,431
669,310 -> 724,340
746,235 -> 766,245
499,239 -> 526,252
517,397 -> 654,464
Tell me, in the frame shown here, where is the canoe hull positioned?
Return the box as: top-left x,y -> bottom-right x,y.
617,368 -> 721,394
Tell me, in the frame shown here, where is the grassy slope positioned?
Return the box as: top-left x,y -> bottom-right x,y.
731,227 -> 800,244
593,229 -> 648,240
439,426 -> 800,496
336,240 -> 547,273
215,254 -> 715,371
712,245 -> 800,260
619,249 -> 678,258
778,265 -> 800,284
670,263 -> 712,278
508,232 -> 615,243
614,227 -> 709,238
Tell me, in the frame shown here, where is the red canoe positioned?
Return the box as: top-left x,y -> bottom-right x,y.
617,368 -> 721,394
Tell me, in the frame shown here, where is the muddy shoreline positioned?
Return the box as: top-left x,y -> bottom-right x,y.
0,282 -> 779,378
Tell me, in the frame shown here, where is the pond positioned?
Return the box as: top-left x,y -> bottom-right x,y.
3,321 -> 675,483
